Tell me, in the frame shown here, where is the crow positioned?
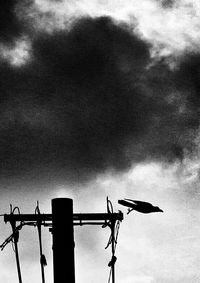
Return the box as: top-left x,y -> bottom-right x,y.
118,199 -> 163,214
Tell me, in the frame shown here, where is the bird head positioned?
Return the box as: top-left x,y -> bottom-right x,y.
154,206 -> 163,213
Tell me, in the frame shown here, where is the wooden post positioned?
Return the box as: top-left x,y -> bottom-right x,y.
52,198 -> 75,283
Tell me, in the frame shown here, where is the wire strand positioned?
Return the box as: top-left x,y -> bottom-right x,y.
35,202 -> 47,283
108,267 -> 112,283
10,206 -> 23,283
105,198 -> 122,283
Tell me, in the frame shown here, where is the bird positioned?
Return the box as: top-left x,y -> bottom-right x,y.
118,199 -> 163,214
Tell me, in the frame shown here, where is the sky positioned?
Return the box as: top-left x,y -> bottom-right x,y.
1,0 -> 200,282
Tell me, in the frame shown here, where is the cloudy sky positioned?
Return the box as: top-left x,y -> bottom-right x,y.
1,0 -> 200,282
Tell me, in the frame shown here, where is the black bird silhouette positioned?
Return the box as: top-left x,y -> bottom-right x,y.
118,199 -> 163,214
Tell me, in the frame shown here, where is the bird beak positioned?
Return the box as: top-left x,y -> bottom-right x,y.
159,208 -> 164,212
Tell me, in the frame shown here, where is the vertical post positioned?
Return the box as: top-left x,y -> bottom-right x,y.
111,221 -> 115,283
52,198 -> 75,283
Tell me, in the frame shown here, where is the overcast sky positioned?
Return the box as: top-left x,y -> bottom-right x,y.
1,0 -> 200,282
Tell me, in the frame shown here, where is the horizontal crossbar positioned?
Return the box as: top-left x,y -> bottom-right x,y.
4,212 -> 123,224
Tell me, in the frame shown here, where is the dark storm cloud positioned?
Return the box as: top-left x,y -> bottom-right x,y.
175,54 -> 200,107
0,17 -> 198,182
173,53 -> 200,129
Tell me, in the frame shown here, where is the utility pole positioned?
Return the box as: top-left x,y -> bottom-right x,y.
2,198 -> 163,283
52,198 -> 75,283
2,198 -> 123,283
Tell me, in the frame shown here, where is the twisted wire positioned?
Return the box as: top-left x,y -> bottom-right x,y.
35,201 -> 47,283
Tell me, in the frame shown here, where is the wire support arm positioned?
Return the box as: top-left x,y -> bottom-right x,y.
4,212 -> 123,224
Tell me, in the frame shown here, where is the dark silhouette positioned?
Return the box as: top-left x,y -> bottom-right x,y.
118,199 -> 163,214
2,198 -> 123,283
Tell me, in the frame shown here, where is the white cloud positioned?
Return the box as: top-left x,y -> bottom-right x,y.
0,37 -> 31,66
3,1 -> 200,65
123,275 -> 154,283
1,162 -> 200,282
30,0 -> 200,56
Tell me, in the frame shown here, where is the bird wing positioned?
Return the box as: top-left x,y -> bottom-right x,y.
124,199 -> 152,206
118,199 -> 136,208
119,199 -> 163,213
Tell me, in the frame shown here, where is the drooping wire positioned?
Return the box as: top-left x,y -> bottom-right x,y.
0,222 -> 24,251
113,220 -> 121,252
10,205 -> 23,283
104,198 -> 122,283
0,222 -> 36,251
107,220 -> 121,283
105,198 -> 120,251
108,267 -> 112,283
35,201 -> 47,283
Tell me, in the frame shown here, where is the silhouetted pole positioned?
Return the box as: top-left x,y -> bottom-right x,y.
3,199 -> 123,283
52,198 -> 75,283
111,221 -> 116,283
